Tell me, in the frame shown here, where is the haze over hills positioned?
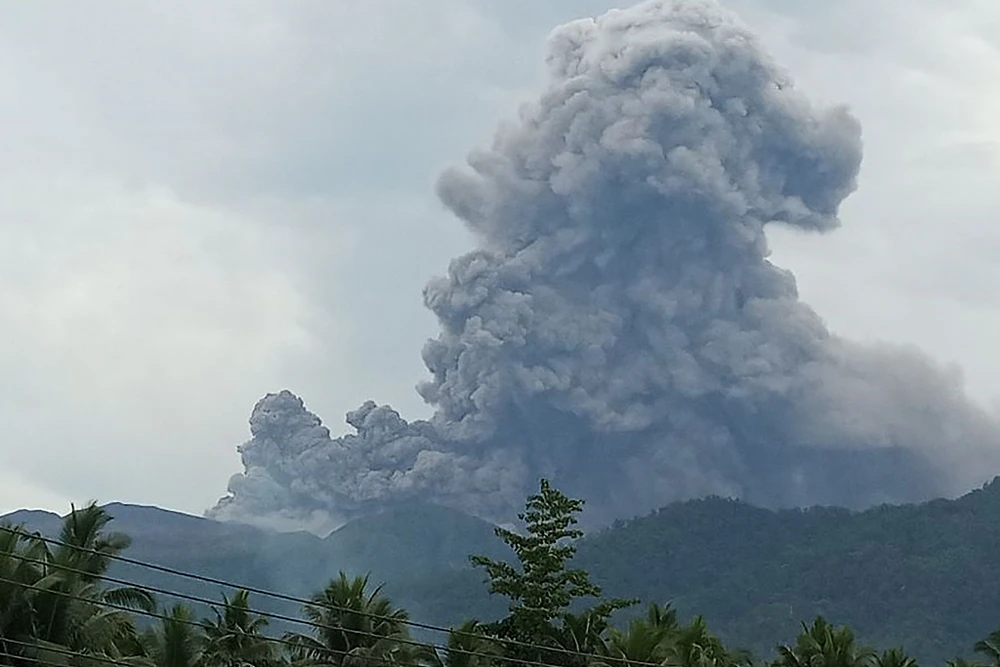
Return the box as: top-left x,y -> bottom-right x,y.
1,502 -> 502,598
1,500 -> 508,634
7,478 -> 1000,663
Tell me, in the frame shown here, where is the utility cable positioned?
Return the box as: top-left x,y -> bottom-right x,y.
0,574 -> 575,667
0,523 -> 662,667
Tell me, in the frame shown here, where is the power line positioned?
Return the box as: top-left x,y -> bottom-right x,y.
0,650 -> 101,667
0,650 -> 73,667
0,638 -> 136,667
0,575 -> 456,667
0,572 -> 447,667
2,549 -> 334,634
0,574 -> 565,667
0,523 -> 665,667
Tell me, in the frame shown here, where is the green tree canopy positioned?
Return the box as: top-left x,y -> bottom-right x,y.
470,479 -> 635,665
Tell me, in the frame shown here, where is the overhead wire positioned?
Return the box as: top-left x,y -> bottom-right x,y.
1,550 -> 344,634
0,573 -> 577,667
0,640 -> 137,667
0,650 -> 111,667
0,651 -> 83,667
0,523 -> 665,667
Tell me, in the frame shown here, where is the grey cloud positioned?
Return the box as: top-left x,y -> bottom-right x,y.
210,391 -> 527,533
208,0 -> 1000,533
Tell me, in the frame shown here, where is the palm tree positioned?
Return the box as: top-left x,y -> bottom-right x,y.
775,617 -> 874,667
52,502 -> 132,581
600,603 -> 679,667
442,621 -> 502,667
666,616 -> 748,667
0,524 -> 48,661
975,630 -> 1000,667
29,503 -> 155,657
874,648 -> 917,667
1,504 -> 155,664
560,609 -> 610,666
284,572 -> 430,667
143,604 -> 202,667
596,604 -> 748,667
946,659 -> 983,667
199,590 -> 275,667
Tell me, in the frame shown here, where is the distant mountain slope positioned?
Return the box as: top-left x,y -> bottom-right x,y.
0,502 -> 326,624
321,502 -> 506,577
6,482 -> 1000,663
1,509 -> 62,535
0,501 -> 503,622
574,484 -> 1000,664
382,481 -> 1000,663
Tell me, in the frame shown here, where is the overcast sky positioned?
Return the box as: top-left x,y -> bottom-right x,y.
1,0 -> 998,516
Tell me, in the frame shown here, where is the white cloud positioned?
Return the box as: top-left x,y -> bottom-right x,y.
0,174 -> 320,509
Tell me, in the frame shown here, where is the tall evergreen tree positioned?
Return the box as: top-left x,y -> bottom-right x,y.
470,479 -> 634,665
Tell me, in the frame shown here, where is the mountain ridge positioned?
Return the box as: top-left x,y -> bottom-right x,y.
5,480 -> 1000,662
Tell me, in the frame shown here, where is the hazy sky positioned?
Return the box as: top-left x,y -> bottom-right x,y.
1,0 -> 998,516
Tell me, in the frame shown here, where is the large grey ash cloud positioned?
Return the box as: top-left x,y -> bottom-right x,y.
208,0 -> 1000,534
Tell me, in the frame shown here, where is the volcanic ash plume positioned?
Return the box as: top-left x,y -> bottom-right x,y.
208,0 -> 1000,534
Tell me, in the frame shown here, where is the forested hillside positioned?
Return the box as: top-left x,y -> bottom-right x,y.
576,480 -> 1000,662
5,479 -> 1000,664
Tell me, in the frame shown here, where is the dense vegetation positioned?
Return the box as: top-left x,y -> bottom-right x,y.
574,484 -> 1000,663
16,483 -> 1000,663
3,481 -> 1000,667
374,482 -> 1000,664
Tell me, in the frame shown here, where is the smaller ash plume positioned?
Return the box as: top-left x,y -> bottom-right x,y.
209,390 -> 525,534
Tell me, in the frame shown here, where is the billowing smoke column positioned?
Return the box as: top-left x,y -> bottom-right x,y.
209,0 -> 1000,534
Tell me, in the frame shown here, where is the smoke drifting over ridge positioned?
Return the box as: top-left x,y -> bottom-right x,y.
209,0 -> 1000,534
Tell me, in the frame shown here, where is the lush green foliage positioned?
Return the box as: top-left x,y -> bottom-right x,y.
4,482 -> 1000,667
469,479 -> 635,666
570,480 -> 1000,664
0,502 -> 154,664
